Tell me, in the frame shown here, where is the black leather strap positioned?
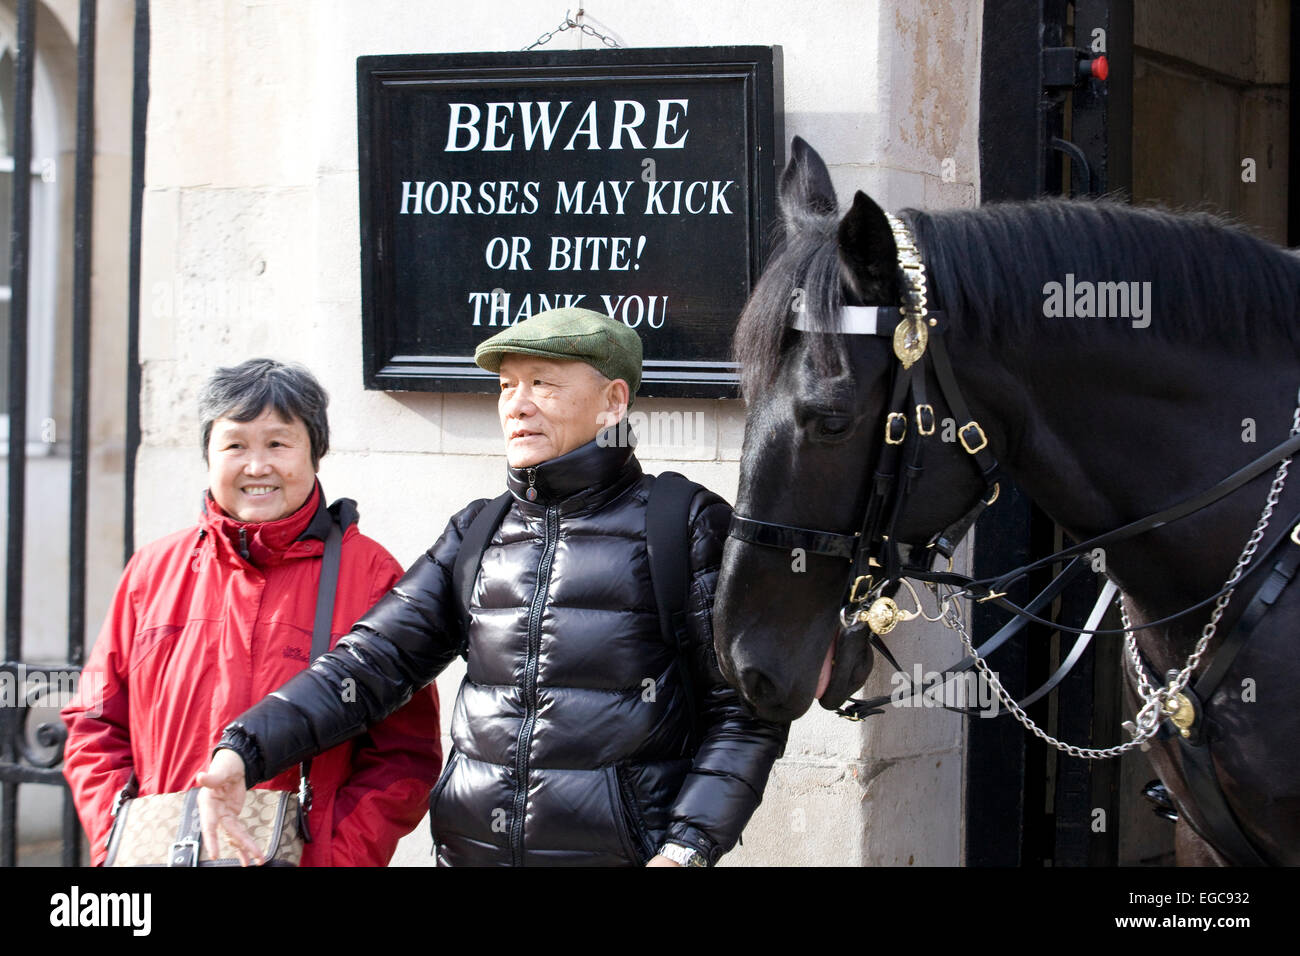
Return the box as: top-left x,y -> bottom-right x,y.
310,518 -> 343,660
981,432 -> 1300,596
170,788 -> 204,867
927,332 -> 999,484
728,514 -> 857,560
1125,536 -> 1300,867
1176,729 -> 1270,866
298,515 -> 343,844
647,472 -> 703,744
837,556 -> 1090,718
454,492 -> 514,645
1195,536 -> 1300,701
1168,527 -> 1299,866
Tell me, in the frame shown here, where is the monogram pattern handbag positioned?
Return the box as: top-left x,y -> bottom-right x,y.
105,786 -> 303,867
102,516 -> 342,867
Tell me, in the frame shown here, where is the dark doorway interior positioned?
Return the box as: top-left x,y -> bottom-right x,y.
971,0 -> 1291,867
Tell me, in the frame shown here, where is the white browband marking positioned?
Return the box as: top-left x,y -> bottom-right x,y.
791,306 -> 891,335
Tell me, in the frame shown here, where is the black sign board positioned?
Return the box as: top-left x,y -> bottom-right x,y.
357,46 -> 782,397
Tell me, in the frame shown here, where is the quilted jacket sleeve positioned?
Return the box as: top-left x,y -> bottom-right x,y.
327,546 -> 444,867
219,501 -> 489,787
664,490 -> 790,864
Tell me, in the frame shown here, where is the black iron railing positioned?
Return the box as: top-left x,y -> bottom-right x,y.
0,0 -> 149,867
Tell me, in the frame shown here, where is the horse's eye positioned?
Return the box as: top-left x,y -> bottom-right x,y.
817,416 -> 851,437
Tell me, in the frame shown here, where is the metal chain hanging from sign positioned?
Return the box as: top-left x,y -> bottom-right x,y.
523,8 -> 621,51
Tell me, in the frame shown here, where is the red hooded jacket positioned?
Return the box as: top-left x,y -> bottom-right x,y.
61,482 -> 442,866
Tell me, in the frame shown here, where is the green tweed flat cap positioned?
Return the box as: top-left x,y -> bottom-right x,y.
474,307 -> 643,397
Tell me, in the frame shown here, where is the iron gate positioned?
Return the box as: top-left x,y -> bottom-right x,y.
0,0 -> 148,867
969,0 -> 1134,866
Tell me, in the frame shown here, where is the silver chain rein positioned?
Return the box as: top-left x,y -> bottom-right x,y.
935,397 -> 1300,759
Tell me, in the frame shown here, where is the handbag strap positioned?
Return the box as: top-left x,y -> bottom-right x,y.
298,514 -> 343,842
168,788 -> 204,866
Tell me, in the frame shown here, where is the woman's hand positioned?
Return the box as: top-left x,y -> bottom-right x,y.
196,749 -> 264,866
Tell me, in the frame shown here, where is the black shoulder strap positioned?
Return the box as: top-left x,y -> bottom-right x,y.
647,471 -> 704,744
310,516 -> 344,662
646,472 -> 698,649
453,493 -> 513,651
298,512 -> 344,843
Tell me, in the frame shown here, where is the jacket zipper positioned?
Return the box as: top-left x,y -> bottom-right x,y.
510,503 -> 558,865
238,527 -> 249,561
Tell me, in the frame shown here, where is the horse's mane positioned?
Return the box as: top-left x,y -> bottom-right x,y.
734,195 -> 845,399
735,197 -> 1300,399
909,199 -> 1300,349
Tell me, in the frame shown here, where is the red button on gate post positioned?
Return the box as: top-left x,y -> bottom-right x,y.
1079,54 -> 1109,82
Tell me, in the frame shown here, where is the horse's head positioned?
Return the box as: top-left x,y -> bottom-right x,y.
714,138 -> 991,722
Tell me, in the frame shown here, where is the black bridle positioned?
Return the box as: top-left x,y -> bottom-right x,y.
730,212 -> 1004,642
729,303 -> 998,586
727,213 -> 1300,718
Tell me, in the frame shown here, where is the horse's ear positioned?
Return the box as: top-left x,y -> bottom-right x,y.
839,191 -> 899,300
780,136 -> 837,219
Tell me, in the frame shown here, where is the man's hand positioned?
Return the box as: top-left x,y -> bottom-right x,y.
646,854 -> 682,867
196,749 -> 264,866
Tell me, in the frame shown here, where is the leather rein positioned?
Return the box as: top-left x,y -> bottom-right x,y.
727,211 -> 1300,719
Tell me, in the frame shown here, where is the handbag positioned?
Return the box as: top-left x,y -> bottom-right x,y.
103,516 -> 343,867
105,785 -> 303,866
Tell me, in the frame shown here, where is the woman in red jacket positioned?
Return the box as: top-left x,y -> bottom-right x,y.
60,358 -> 442,866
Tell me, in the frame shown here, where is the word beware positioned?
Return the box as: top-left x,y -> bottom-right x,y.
444,99 -> 690,152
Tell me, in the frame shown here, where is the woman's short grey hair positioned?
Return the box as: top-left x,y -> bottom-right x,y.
199,358 -> 330,467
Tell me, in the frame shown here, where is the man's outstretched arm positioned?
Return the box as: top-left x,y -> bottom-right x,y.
198,501 -> 489,862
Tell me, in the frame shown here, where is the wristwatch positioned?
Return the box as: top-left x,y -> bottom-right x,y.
657,842 -> 708,867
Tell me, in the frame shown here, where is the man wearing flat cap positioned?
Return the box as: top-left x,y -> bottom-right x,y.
199,307 -> 789,866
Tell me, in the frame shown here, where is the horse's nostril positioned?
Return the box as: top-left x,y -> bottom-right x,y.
740,667 -> 780,707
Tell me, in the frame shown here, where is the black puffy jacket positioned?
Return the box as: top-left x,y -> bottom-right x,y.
221,435 -> 789,866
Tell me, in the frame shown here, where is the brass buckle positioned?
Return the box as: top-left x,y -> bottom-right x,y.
925,542 -> 955,573
959,422 -> 988,455
1163,691 -> 1196,739
983,482 -> 1000,507
915,403 -> 935,436
848,575 -> 875,604
885,412 -> 907,445
1291,522 -> 1300,546
976,590 -> 1007,604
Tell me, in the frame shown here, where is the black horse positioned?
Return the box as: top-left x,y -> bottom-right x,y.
714,137 -> 1300,866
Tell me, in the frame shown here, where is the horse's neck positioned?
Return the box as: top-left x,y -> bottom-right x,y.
957,332 -> 1300,620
